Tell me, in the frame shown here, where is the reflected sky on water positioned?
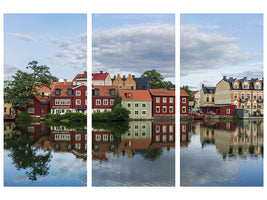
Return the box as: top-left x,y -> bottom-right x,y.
180,120 -> 263,186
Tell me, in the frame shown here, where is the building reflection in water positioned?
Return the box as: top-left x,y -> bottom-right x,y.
92,121 -> 175,161
180,120 -> 264,159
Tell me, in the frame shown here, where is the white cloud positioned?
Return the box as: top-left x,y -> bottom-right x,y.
4,63 -> 19,80
9,33 -> 35,42
92,24 -> 175,79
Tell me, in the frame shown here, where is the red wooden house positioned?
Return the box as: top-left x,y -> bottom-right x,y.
200,105 -> 236,116
73,85 -> 87,113
24,95 -> 50,118
149,89 -> 175,117
180,90 -> 189,116
92,85 -> 120,112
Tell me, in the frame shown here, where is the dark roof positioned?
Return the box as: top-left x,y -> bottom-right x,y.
111,76 -> 151,90
223,76 -> 264,90
202,85 -> 216,94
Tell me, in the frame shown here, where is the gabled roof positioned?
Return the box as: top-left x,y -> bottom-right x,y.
180,90 -> 189,97
201,84 -> 216,94
223,76 -> 264,90
73,71 -> 87,81
92,71 -> 109,80
34,95 -> 50,104
92,85 -> 119,97
121,90 -> 152,101
50,82 -> 74,97
111,75 -> 151,90
149,89 -> 175,97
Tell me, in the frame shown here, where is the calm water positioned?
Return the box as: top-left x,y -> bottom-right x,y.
180,120 -> 263,186
4,122 -> 87,186
92,120 -> 175,186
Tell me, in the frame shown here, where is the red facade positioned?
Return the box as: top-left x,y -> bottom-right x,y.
24,96 -> 50,118
180,90 -> 189,116
73,85 -> 87,111
200,105 -> 236,115
149,89 -> 175,117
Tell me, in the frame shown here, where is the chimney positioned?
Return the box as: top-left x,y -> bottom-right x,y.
202,84 -> 204,88
230,77 -> 233,79
223,76 -> 226,80
100,71 -> 103,74
123,75 -> 126,79
64,79 -> 67,84
114,75 -> 116,79
132,75 -> 135,79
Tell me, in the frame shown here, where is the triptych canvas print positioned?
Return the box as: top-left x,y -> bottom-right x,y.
3,13 -> 263,187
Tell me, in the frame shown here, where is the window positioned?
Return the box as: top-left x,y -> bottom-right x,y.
258,104 -> 262,109
94,89 -> 99,96
142,110 -> 146,115
134,132 -> 139,137
134,125 -> 139,130
95,134 -> 101,141
61,99 -> 65,105
247,93 -> 250,99
243,84 -> 249,89
156,97 -> 160,103
169,98 -> 173,103
66,99 -> 71,105
76,90 -> 81,96
134,103 -> 139,108
156,106 -> 160,113
129,110 -> 132,115
110,89 -> 115,96
96,99 -> 101,105
110,100 -> 114,105
119,86 -> 122,89
182,98 -> 186,103
182,106 -> 186,113
55,99 -> 60,105
241,104 -> 245,109
182,125 -> 186,132
85,91 -> 87,96
127,93 -> 132,99
163,97 -> 167,103
142,125 -> 146,129
27,108 -> 35,113
253,93 -> 257,99
212,97 -> 214,102
67,89 -> 73,96
169,125 -> 173,133
75,134 -> 81,141
234,93 -> 238,99
156,125 -> 160,133
103,99 -> 108,105
76,99 -> 81,105
216,109 -> 220,114
55,89 -> 61,95
206,97 -> 209,102
234,84 -> 238,89
256,84 -> 260,89
241,93 -> 245,99
163,106 -> 167,113
75,143 -> 81,150
259,93 -> 262,99
169,106 -> 173,113
253,103 -> 257,109
142,132 -> 146,137
134,110 -> 139,115
103,134 -> 108,141
127,103 -> 131,108
85,99 -> 87,105
142,103 -> 146,108
247,104 -> 250,109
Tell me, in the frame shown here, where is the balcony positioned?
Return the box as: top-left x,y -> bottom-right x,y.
239,98 -> 248,103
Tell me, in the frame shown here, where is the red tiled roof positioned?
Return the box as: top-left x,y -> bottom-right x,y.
92,71 -> 109,80
120,90 -> 152,101
34,95 -> 50,103
180,90 -> 189,97
149,89 -> 175,97
93,85 -> 119,97
50,82 -> 74,96
73,71 -> 87,81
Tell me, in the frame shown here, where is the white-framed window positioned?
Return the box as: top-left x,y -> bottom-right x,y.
134,110 -> 139,115
156,125 -> 160,133
241,93 -> 245,99
61,99 -> 65,105
103,99 -> 108,105
156,106 -> 160,113
247,93 -> 250,99
76,90 -> 81,96
127,103 -> 131,108
234,92 -> 238,99
142,103 -> 146,108
169,135 -> 173,141
95,134 -> 101,141
27,126 -> 35,132
258,104 -> 262,109
103,134 -> 108,141
75,134 -> 81,141
162,125 -> 167,133
169,106 -> 173,113
182,98 -> 186,103
110,100 -> 114,105
163,106 -> 167,113
234,83 -> 238,89
142,110 -> 146,115
75,143 -> 81,150
55,99 -> 60,105
134,125 -> 139,130
226,108 -> 230,114
182,106 -> 186,113
134,103 -> 139,108
247,103 -> 250,109
243,83 -> 249,89
142,125 -> 146,129
76,99 -> 81,105
96,99 -> 101,105
129,110 -> 132,115
156,97 -> 160,103
85,91 -> 87,96
66,99 -> 71,105
253,102 -> 257,109
253,93 -> 257,99
182,125 -> 186,132
169,98 -> 173,103
259,93 -> 262,99
55,109 -> 61,114
169,125 -> 173,133
241,104 -> 245,109
27,107 -> 35,113
163,97 -> 167,103
85,99 -> 87,105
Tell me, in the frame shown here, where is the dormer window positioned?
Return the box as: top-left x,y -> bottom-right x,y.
110,89 -> 115,96
126,93 -> 132,99
55,88 -> 61,95
243,82 -> 249,89
234,83 -> 238,89
255,82 -> 261,89
67,88 -> 73,96
94,89 -> 99,96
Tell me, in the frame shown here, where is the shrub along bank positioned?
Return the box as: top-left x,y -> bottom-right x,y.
92,104 -> 129,121
45,112 -> 87,124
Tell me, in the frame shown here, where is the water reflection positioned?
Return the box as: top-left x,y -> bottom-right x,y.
180,120 -> 263,186
92,120 -> 175,186
4,122 -> 87,186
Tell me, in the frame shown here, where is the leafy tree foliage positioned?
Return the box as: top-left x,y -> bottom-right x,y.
141,69 -> 175,89
181,85 -> 194,101
6,61 -> 58,109
112,91 -> 122,111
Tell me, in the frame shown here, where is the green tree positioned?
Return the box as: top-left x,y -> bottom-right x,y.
6,61 -> 57,110
181,85 -> 194,101
141,69 -> 167,89
112,91 -> 122,111
164,81 -> 175,89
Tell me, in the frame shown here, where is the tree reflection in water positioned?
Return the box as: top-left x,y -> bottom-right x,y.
5,134 -> 52,181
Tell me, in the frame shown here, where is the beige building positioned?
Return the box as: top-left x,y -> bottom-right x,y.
200,84 -> 216,107
112,74 -> 136,89
215,76 -> 264,115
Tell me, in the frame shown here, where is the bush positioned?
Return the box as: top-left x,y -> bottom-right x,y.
45,112 -> 87,123
19,112 -> 32,121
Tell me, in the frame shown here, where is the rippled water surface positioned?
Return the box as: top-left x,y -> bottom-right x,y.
92,121 -> 175,186
180,120 -> 263,186
4,122 -> 87,186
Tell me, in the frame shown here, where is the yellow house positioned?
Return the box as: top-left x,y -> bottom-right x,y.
112,74 -> 136,89
200,84 -> 216,107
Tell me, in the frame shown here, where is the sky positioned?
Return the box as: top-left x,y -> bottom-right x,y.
92,14 -> 175,83
180,14 -> 263,90
4,14 -> 87,81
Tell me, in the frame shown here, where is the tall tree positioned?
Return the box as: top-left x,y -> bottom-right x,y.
112,91 -> 122,111
6,61 -> 57,110
181,85 -> 194,101
141,69 -> 167,89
